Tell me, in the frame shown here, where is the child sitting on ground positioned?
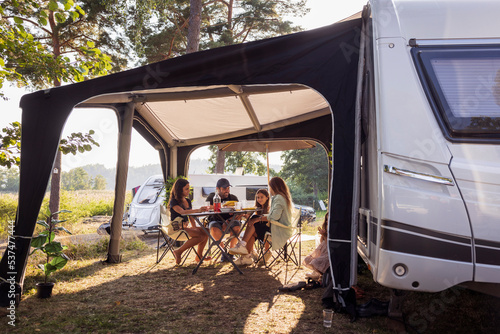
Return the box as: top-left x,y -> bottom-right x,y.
303,212 -> 330,282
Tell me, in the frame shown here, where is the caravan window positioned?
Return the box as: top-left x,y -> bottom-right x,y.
413,46 -> 500,141
245,187 -> 262,200
202,187 -> 215,197
137,185 -> 164,204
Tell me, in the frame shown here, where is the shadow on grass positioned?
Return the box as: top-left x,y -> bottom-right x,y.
354,268 -> 500,334
6,253 -> 355,333
22,242 -> 158,295
4,239 -> 500,334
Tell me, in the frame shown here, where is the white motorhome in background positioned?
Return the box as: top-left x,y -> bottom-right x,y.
357,0 -> 500,296
188,174 -> 267,207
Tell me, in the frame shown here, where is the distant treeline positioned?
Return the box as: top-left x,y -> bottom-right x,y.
0,163 -> 162,193
80,163 -> 163,190
0,159 -> 211,193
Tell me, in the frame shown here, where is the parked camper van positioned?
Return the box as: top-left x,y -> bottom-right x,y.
122,175 -> 165,231
357,0 -> 500,296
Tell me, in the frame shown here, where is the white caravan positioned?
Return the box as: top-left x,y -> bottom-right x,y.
123,175 -> 165,231
357,0 -> 500,296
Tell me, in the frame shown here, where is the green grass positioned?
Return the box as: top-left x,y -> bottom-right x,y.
0,193 -> 17,236
0,190 -> 132,239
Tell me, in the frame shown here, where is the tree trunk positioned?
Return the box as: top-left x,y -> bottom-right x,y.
216,150 -> 225,174
48,9 -> 62,216
312,182 -> 318,210
228,0 -> 234,27
186,0 -> 202,54
49,150 -> 62,216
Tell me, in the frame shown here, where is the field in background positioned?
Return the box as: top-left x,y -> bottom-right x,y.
0,190 -> 132,238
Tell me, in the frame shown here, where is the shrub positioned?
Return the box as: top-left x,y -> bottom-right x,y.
122,238 -> 147,251
30,210 -> 72,284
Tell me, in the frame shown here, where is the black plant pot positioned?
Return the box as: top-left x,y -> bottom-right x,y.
36,282 -> 55,299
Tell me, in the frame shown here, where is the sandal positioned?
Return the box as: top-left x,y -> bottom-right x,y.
278,281 -> 306,292
304,278 -> 322,290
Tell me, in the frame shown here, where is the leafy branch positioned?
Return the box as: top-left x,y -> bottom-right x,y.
0,122 -> 100,168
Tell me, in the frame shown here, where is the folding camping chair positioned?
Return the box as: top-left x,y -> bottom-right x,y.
151,206 -> 201,265
256,207 -> 302,268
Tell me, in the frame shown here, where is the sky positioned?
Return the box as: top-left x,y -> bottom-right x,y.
0,0 -> 367,170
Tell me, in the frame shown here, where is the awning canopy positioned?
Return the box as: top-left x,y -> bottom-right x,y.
0,12 -> 364,308
80,84 -> 330,148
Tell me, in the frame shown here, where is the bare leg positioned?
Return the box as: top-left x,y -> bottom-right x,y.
230,225 -> 240,247
192,227 -> 209,262
173,235 -> 204,265
210,226 -> 224,247
246,234 -> 256,253
242,223 -> 255,244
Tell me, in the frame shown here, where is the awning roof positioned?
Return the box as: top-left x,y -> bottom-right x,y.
79,84 -> 330,147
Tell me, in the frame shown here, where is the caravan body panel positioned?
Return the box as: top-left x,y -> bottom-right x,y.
359,0 -> 500,293
448,144 -> 500,283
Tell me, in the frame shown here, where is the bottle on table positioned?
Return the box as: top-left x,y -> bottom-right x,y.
214,190 -> 221,212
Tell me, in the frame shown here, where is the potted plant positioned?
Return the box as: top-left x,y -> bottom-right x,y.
30,209 -> 72,298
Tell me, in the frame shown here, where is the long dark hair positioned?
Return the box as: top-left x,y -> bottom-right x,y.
169,178 -> 189,205
269,177 -> 292,209
255,188 -> 270,214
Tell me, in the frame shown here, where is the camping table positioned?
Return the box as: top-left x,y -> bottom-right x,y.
188,209 -> 260,275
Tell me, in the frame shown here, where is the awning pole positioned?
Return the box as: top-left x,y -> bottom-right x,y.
106,102 -> 134,263
349,8 -> 368,286
266,144 -> 270,185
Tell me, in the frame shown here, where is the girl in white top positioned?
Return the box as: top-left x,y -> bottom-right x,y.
229,177 -> 293,264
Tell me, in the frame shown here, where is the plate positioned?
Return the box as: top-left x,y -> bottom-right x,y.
220,208 -> 234,212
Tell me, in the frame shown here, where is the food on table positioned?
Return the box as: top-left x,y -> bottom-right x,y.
223,201 -> 238,207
